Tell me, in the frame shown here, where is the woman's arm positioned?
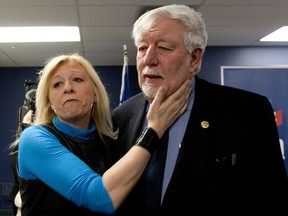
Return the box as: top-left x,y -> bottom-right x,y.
19,80 -> 191,213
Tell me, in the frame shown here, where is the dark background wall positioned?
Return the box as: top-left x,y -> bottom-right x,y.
1,46 -> 288,213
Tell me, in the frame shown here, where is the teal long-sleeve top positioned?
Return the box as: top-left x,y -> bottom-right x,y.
18,117 -> 115,213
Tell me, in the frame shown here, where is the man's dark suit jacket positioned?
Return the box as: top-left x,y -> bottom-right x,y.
112,76 -> 288,216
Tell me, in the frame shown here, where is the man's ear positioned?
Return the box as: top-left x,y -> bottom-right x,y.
190,48 -> 204,67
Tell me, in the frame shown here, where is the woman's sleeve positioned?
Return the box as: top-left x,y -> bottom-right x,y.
18,126 -> 115,213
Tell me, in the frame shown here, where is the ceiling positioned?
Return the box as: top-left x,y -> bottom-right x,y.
1,0 -> 288,67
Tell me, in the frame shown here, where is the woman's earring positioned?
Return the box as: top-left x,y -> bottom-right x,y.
90,102 -> 96,119
51,105 -> 56,114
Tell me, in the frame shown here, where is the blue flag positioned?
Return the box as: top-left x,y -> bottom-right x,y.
119,53 -> 130,105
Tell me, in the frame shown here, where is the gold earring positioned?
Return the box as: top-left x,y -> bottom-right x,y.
51,105 -> 56,113
90,102 -> 96,119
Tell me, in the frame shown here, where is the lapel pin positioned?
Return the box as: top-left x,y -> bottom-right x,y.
201,121 -> 209,128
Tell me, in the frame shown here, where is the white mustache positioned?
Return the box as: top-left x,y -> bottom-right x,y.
142,67 -> 162,77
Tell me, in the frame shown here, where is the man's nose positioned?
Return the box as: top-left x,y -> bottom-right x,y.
144,47 -> 158,66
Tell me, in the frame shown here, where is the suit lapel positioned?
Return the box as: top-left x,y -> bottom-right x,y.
126,94 -> 147,147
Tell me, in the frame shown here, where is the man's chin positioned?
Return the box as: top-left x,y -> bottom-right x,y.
142,89 -> 156,103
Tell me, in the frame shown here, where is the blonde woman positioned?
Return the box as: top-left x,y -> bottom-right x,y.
17,53 -> 191,215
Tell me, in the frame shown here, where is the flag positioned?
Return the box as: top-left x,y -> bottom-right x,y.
119,45 -> 131,105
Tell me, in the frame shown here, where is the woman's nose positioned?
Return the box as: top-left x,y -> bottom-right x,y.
64,82 -> 74,93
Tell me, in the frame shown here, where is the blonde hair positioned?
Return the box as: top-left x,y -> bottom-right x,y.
35,53 -> 117,140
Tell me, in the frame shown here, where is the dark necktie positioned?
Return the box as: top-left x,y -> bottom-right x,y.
143,130 -> 169,216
